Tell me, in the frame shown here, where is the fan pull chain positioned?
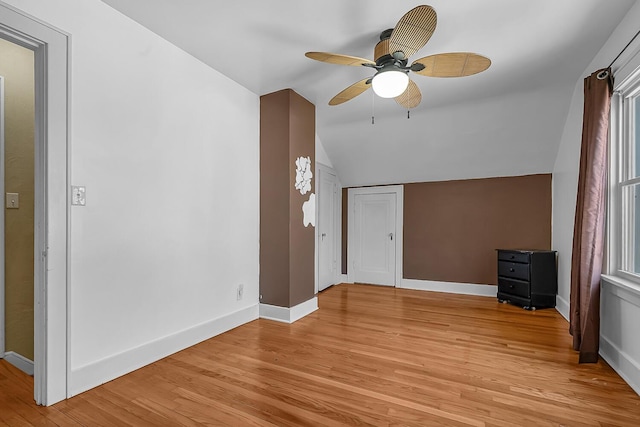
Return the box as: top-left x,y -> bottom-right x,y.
371,91 -> 375,125
406,86 -> 410,119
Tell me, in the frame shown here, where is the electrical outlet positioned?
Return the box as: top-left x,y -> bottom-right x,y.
72,186 -> 86,206
237,284 -> 244,301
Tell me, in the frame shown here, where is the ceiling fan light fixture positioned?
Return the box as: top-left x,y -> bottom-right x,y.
371,69 -> 409,98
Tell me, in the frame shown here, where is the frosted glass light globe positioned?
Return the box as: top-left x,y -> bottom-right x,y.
371,70 -> 409,98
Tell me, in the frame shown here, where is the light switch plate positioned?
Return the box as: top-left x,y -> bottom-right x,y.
71,186 -> 86,206
6,193 -> 19,209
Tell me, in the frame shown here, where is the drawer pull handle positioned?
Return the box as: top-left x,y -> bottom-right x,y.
510,255 -> 515,259
509,285 -> 514,289
509,268 -> 515,272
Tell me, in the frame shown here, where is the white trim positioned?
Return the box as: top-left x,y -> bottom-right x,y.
3,351 -> 34,375
314,162 -> 318,294
0,4 -> 70,406
602,274 -> 640,305
615,59 -> 640,95
340,274 -> 350,284
32,29 -> 48,407
316,163 -> 341,293
555,294 -> 570,321
260,297 -> 318,323
69,304 -> 258,397
606,91 -> 621,275
347,185 -> 403,287
0,76 -> 4,357
400,279 -> 497,297
600,335 -> 640,396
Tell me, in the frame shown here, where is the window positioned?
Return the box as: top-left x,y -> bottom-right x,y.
612,66 -> 640,282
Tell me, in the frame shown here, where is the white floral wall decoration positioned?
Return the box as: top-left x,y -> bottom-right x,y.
294,156 -> 313,195
302,193 -> 316,227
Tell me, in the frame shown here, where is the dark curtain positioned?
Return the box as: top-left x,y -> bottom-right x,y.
570,68 -> 613,363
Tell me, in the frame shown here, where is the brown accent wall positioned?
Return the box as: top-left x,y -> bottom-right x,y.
260,89 -> 316,308
260,90 -> 290,306
403,174 -> 552,285
288,92 -> 316,307
1,38 -> 35,360
341,174 -> 552,286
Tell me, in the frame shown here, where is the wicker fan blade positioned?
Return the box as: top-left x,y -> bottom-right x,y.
412,53 -> 491,77
389,5 -> 437,59
305,52 -> 376,67
329,78 -> 372,106
395,79 -> 422,109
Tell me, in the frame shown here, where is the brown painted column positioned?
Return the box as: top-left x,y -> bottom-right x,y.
260,89 -> 316,308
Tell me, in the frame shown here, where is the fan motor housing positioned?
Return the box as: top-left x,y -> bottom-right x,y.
374,38 -> 390,63
374,28 -> 408,67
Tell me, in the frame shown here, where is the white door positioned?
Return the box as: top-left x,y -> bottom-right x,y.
353,193 -> 396,286
318,167 -> 338,291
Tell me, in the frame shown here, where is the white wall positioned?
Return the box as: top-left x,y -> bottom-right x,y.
552,0 -> 640,394
316,132 -> 333,168
3,0 -> 260,397
601,277 -> 640,395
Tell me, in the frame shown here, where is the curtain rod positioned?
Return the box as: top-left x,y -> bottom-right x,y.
607,28 -> 640,70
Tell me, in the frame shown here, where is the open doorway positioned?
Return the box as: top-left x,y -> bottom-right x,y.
0,37 -> 35,377
0,3 -> 69,405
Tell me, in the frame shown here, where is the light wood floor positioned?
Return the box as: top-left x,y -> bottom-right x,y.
2,284 -> 640,426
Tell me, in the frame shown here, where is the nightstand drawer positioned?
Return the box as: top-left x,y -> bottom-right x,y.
498,261 -> 530,281
498,278 -> 530,298
498,251 -> 530,263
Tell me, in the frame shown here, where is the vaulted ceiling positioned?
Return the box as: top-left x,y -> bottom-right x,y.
101,0 -> 636,186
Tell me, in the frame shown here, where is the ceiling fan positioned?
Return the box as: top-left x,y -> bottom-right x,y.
305,5 -> 491,109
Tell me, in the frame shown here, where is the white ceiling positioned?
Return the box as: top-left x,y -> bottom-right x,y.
101,0 -> 636,186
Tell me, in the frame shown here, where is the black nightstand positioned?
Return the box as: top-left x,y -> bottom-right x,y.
496,249 -> 557,310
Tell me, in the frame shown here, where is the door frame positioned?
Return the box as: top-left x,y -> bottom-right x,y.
0,2 -> 70,406
347,185 -> 403,286
315,163 -> 341,293
0,76 -> 5,357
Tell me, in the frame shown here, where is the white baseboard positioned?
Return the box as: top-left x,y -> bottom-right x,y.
69,304 -> 259,397
555,294 -> 570,321
260,297 -> 318,323
400,279 -> 497,297
600,335 -> 640,396
340,274 -> 351,284
3,351 -> 34,375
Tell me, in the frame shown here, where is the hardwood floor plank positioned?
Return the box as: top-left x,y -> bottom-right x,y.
1,284 -> 639,425
162,357 -> 363,426
0,363 -> 75,426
